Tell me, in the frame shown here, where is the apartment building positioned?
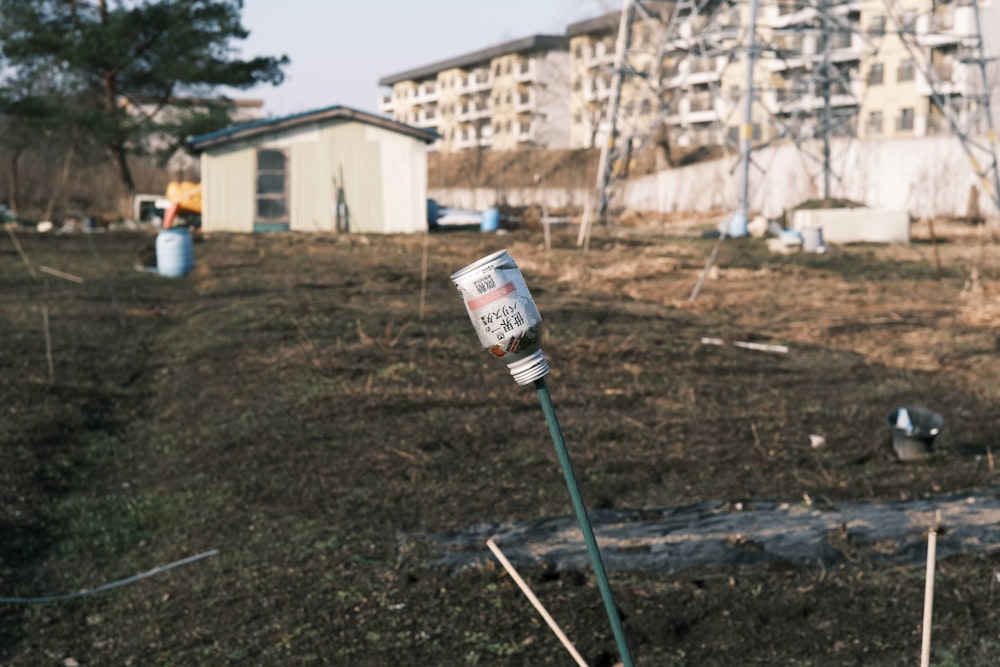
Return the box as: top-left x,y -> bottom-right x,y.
760,1 -> 865,140
566,13 -> 619,149
377,35 -> 569,153
567,0 -> 997,149
378,2 -> 998,155
856,0 -> 1000,140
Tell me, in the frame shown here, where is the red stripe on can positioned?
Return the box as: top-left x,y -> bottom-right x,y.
466,281 -> 515,311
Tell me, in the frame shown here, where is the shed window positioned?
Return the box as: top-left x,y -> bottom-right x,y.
255,148 -> 289,231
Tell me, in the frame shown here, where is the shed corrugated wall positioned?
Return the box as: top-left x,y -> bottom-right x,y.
200,147 -> 255,233
371,126 -> 428,234
287,123 -> 331,232
200,118 -> 428,234
327,121 -> 428,234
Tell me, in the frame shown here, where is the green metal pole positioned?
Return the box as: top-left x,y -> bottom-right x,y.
534,377 -> 635,667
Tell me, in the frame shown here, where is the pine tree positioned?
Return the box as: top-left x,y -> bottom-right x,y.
0,0 -> 288,216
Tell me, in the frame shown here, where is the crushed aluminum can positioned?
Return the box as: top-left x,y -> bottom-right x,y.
451,249 -> 549,386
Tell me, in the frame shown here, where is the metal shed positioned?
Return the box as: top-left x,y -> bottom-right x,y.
188,105 -> 438,234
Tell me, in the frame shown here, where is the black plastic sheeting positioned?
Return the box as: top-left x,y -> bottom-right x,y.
405,491 -> 1000,573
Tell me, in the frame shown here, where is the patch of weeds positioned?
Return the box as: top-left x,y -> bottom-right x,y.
461,630 -> 521,663
933,649 -> 964,667
377,361 -> 425,382
57,496 -> 149,557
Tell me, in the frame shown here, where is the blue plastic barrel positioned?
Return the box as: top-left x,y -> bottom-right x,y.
727,211 -> 748,238
480,207 -> 500,232
156,227 -> 195,278
427,199 -> 440,229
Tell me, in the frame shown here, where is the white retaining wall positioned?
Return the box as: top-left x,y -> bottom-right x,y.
430,136 -> 999,220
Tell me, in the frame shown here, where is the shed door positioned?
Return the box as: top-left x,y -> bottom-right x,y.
255,148 -> 289,232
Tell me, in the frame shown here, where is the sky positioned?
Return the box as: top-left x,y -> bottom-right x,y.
226,0 -> 617,118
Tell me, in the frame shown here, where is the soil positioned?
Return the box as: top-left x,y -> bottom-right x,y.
2,216 -> 1000,666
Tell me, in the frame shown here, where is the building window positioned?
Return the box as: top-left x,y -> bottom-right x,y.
573,112 -> 582,123
896,108 -> 914,131
897,58 -> 915,82
865,111 -> 883,134
255,149 -> 288,231
505,62 -> 512,74
867,63 -> 884,85
867,16 -> 885,36
574,79 -> 582,91
495,64 -> 501,77
574,44 -> 582,59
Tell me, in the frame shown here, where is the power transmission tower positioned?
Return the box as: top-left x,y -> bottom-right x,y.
763,0 -> 881,202
881,0 -> 1000,216
583,0 -> 999,254
578,0 -> 740,248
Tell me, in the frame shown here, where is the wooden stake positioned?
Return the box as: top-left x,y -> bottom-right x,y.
419,232 -> 429,320
42,305 -> 54,384
39,265 -> 85,284
920,511 -> 941,667
5,224 -> 38,279
927,218 -> 943,280
486,538 -> 588,667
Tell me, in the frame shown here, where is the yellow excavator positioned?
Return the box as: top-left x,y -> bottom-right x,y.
161,180 -> 202,229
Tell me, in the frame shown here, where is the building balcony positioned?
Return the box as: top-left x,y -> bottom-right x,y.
584,79 -> 613,101
916,62 -> 973,97
770,0 -> 860,28
514,91 -> 535,113
414,109 -> 439,128
378,94 -> 394,114
915,6 -> 977,47
454,127 -> 493,150
515,61 -> 535,82
661,63 -> 723,89
768,38 -> 860,72
777,92 -> 860,114
516,122 -> 534,143
585,41 -> 616,70
587,51 -> 616,69
456,101 -> 491,121
768,79 -> 862,114
414,84 -> 439,104
702,24 -> 739,46
683,108 -> 719,125
769,5 -> 820,29
459,70 -> 492,93
665,106 -> 720,126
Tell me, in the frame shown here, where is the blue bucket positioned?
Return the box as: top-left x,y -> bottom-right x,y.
156,228 -> 195,278
427,199 -> 440,228
480,207 -> 500,232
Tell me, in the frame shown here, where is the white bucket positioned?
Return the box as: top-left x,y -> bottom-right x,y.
801,227 -> 824,253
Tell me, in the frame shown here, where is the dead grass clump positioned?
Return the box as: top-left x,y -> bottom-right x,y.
960,267 -> 1000,326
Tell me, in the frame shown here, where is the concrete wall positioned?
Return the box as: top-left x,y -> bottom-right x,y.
428,186 -> 591,212
430,135 -> 999,220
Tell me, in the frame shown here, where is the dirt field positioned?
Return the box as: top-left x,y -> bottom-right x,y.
2,216 -> 1000,666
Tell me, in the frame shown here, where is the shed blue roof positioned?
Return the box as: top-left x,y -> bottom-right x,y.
188,104 -> 438,150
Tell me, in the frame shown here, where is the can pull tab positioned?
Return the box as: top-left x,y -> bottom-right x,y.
895,408 -> 913,434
